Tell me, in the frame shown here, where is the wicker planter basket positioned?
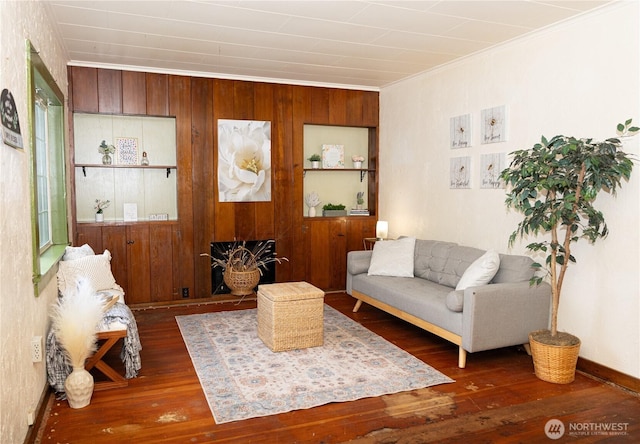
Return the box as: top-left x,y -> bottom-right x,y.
224,268 -> 260,296
529,330 -> 581,384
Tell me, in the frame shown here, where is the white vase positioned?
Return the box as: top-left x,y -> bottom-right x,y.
64,366 -> 94,409
353,161 -> 362,169
308,206 -> 316,217
311,161 -> 320,169
95,213 -> 104,222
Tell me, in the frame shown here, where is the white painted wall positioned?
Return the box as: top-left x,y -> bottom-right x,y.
0,1 -> 68,441
379,1 -> 639,377
379,2 -> 640,377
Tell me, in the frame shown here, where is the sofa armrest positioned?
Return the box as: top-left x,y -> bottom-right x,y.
346,250 -> 372,295
461,281 -> 551,352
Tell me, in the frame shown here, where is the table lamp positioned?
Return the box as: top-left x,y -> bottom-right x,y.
376,221 -> 388,240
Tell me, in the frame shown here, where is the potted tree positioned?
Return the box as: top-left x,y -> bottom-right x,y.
501,119 -> 638,384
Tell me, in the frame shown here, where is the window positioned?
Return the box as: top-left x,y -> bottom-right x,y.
28,41 -> 68,293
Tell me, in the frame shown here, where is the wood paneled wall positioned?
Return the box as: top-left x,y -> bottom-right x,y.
68,67 -> 379,299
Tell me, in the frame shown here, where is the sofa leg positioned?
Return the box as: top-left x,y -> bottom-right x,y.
458,347 -> 467,368
353,300 -> 363,313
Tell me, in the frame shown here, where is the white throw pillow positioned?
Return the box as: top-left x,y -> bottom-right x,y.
368,237 -> 416,277
455,250 -> 500,291
57,250 -> 123,298
62,244 -> 95,261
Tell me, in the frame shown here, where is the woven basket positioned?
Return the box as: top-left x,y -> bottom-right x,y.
529,330 -> 581,384
224,268 -> 260,295
257,282 -> 324,352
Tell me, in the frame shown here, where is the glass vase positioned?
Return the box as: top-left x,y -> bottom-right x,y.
102,153 -> 112,165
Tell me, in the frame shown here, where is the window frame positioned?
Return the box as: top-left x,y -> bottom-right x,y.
27,41 -> 69,294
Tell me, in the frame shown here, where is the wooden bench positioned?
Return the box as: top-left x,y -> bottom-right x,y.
85,329 -> 128,391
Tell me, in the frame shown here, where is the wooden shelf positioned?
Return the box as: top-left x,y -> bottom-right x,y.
76,164 -> 177,169
76,164 -> 177,178
303,168 -> 375,181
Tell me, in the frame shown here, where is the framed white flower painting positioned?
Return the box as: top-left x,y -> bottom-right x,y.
218,119 -> 272,202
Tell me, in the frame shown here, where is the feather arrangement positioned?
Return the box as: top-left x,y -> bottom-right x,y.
50,278 -> 104,368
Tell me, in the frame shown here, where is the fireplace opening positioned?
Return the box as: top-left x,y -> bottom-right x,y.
210,239 -> 276,294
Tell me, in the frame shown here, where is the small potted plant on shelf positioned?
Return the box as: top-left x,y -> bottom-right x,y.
322,203 -> 347,217
352,155 -> 365,169
94,199 -> 110,222
501,119 -> 638,384
98,140 -> 115,165
356,191 -> 365,209
308,154 -> 321,169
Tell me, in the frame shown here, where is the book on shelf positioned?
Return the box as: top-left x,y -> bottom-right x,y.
350,208 -> 370,216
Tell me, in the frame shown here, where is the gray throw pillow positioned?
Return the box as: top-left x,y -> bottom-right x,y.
445,290 -> 464,312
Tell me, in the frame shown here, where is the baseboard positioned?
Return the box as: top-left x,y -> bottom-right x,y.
577,357 -> 639,393
23,385 -> 53,444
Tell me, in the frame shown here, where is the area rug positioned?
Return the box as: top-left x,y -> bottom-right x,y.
175,305 -> 454,423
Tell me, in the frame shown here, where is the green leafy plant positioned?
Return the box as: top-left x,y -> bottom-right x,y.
307,154 -> 321,162
501,119 -> 638,341
322,203 -> 345,211
98,140 -> 115,155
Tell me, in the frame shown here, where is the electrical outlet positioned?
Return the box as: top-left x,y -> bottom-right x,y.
27,409 -> 35,426
181,287 -> 189,298
31,336 -> 43,363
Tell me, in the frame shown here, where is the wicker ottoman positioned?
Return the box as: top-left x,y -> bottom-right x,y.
257,281 -> 325,352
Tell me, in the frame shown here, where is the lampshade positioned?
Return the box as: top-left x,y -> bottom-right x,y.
376,221 -> 388,240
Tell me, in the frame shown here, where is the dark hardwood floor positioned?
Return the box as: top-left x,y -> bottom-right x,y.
35,293 -> 639,443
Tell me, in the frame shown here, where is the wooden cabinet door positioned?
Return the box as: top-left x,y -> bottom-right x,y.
102,225 -> 128,297
305,218 -> 347,291
75,223 -> 175,305
149,224 -> 175,302
75,225 -> 103,253
126,224 -> 151,305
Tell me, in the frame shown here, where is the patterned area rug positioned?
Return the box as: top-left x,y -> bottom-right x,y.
175,305 -> 454,424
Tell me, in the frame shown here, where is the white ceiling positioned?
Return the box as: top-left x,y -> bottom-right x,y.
47,0 -> 613,90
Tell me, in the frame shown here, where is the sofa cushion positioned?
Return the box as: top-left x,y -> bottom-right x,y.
368,237 -> 416,277
455,250 -> 500,290
445,290 -> 464,312
440,246 -> 486,288
352,273 -> 463,335
413,240 -> 457,282
492,254 -> 535,283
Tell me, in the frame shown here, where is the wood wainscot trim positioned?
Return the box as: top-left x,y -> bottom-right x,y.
577,357 -> 640,393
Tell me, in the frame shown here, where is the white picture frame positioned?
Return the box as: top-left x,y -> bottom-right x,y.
480,153 -> 506,189
450,156 -> 471,189
116,137 -> 139,165
123,203 -> 138,221
450,113 -> 472,148
481,106 -> 508,144
321,144 -> 345,169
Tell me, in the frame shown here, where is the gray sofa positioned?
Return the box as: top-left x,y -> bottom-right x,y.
346,239 -> 551,368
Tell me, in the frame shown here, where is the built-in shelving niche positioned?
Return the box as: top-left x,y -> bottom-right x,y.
302,124 -> 374,217
73,113 -> 178,223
